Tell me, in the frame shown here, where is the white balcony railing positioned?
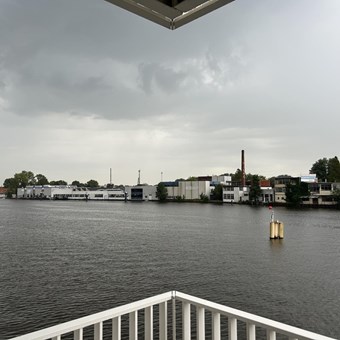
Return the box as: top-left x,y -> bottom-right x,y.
9,291 -> 337,340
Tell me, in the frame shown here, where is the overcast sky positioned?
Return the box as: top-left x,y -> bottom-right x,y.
1,0 -> 339,186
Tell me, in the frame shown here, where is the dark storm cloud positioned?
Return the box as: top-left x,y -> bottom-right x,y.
0,0 -> 252,122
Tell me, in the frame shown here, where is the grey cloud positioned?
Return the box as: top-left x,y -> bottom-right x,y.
137,63 -> 186,94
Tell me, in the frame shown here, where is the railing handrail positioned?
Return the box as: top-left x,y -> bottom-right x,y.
9,291 -> 337,340
10,291 -> 173,340
175,292 -> 337,340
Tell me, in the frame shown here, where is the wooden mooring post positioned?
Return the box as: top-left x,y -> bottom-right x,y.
269,206 -> 284,239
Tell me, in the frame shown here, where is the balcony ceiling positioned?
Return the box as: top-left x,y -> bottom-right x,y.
104,0 -> 236,29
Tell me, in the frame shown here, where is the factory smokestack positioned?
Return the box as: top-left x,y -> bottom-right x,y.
241,150 -> 246,187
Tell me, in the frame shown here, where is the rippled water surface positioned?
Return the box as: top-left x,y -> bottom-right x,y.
0,200 -> 339,339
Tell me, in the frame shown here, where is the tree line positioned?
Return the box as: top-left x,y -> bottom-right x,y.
3,170 -> 99,198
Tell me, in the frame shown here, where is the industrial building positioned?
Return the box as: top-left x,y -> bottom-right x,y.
125,185 -> 157,201
17,186 -> 126,201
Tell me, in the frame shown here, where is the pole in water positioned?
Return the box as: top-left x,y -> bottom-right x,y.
269,205 -> 274,222
269,206 -> 284,239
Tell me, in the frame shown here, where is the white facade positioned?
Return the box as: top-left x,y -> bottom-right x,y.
260,187 -> 274,203
223,183 -> 249,203
17,186 -> 126,200
165,185 -> 179,199
164,181 -> 211,200
17,185 -> 75,199
69,188 -> 126,200
178,181 -> 211,200
211,175 -> 232,184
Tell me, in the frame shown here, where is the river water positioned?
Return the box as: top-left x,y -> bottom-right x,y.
0,200 -> 339,339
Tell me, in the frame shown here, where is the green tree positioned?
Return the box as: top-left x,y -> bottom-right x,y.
211,184 -> 223,201
156,182 -> 168,202
200,193 -> 209,203
310,158 -> 328,182
3,177 -> 18,198
35,174 -> 49,185
232,169 -> 265,183
249,175 -> 262,204
50,180 -> 68,185
14,170 -> 36,187
285,181 -> 309,207
86,179 -> 99,188
232,169 -> 242,182
3,170 -> 36,197
268,176 -> 276,188
332,188 -> 340,208
328,156 -> 340,182
310,156 -> 340,182
71,180 -> 86,187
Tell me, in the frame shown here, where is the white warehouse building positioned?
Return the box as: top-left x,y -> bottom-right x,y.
17,186 -> 126,200
165,181 -> 211,200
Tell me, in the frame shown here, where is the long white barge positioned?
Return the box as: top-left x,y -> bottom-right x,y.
9,291 -> 337,340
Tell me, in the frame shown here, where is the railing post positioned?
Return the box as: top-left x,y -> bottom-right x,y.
212,312 -> 220,340
246,323 -> 255,340
145,306 -> 153,340
182,301 -> 191,340
74,328 -> 83,340
160,302 -> 167,340
228,317 -> 237,340
112,316 -> 121,340
129,311 -> 138,340
197,306 -> 205,340
172,293 -> 176,340
94,321 -> 103,340
267,330 -> 276,340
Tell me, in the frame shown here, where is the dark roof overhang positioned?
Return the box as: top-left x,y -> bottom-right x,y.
105,0 -> 236,29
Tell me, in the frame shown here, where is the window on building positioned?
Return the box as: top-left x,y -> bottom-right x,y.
321,184 -> 331,191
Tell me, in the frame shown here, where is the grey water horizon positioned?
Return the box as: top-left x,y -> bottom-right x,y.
0,200 -> 339,339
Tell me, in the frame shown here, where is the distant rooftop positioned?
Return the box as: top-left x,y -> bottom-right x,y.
104,0 -> 235,29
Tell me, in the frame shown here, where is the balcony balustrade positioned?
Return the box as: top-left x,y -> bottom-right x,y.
10,291 -> 336,340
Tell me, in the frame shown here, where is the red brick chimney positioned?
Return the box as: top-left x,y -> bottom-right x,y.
241,150 -> 246,187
